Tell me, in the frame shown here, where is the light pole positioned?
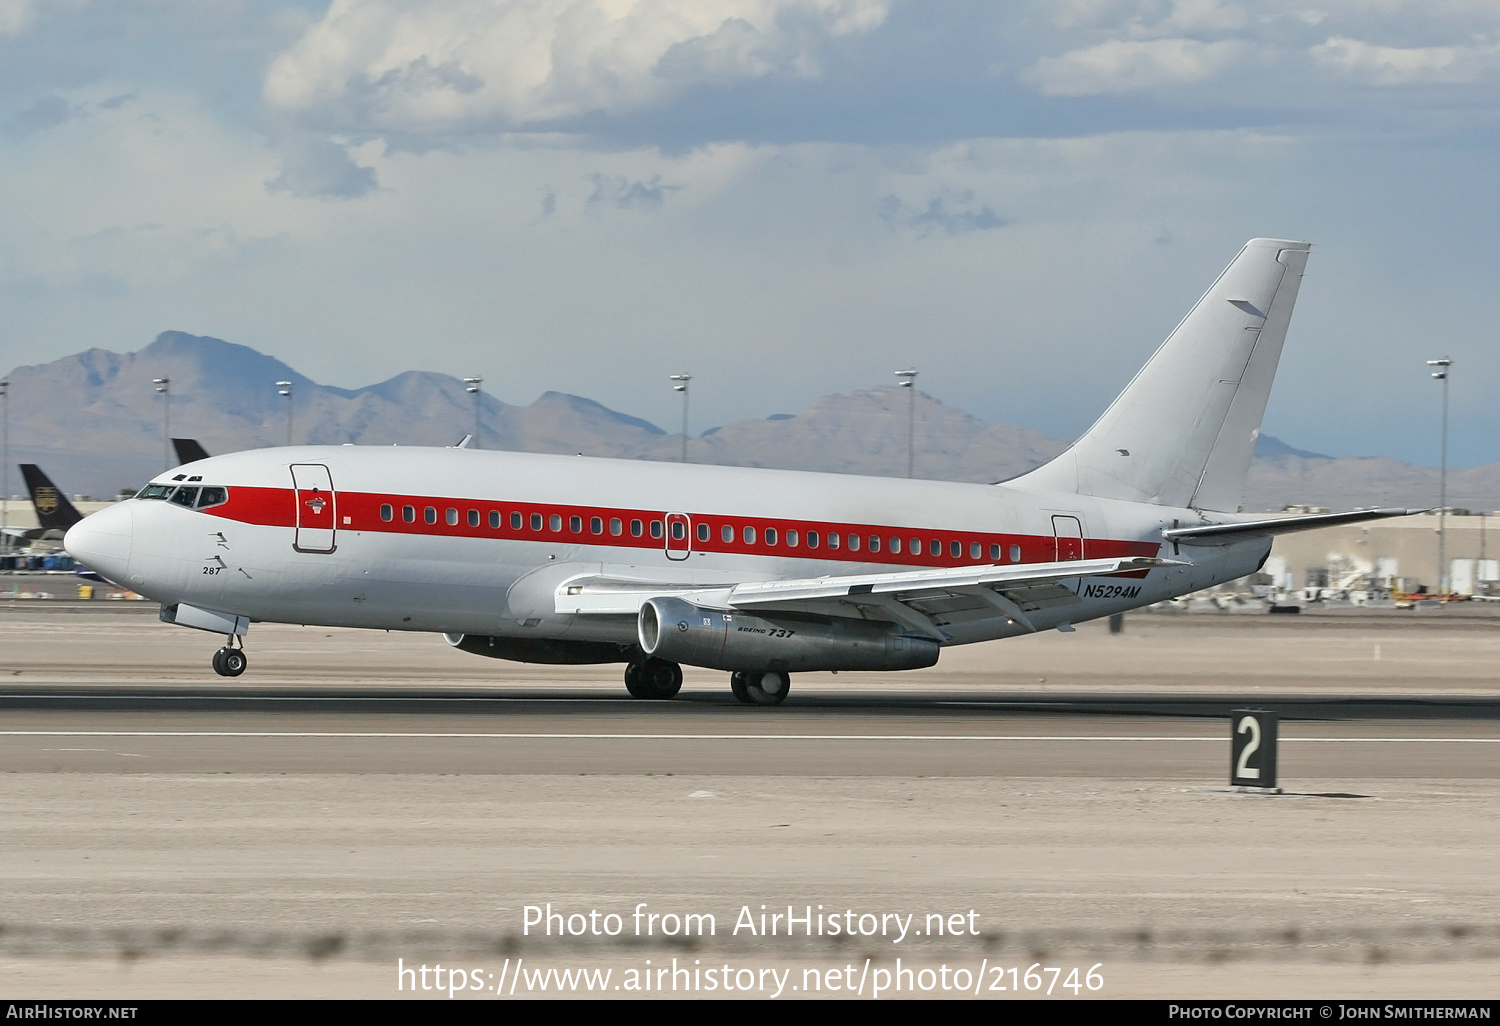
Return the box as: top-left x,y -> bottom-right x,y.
152,377 -> 171,471
1428,357 -> 1452,596
895,368 -> 917,479
0,377 -> 8,554
464,376 -> 483,448
277,381 -> 293,446
670,373 -> 691,463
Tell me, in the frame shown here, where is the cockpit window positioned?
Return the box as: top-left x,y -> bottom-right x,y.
168,487 -> 199,507
136,484 -> 173,500
197,487 -> 228,509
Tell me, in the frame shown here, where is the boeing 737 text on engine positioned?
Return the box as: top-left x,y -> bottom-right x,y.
64,240 -> 1414,704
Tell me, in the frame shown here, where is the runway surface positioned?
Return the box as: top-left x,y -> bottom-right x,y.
0,604 -> 1496,998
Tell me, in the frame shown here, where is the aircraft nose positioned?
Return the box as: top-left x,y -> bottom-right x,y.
64,502 -> 134,585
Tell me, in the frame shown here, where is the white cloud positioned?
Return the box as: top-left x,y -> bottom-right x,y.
1310,36 -> 1500,85
263,0 -> 889,134
0,0 -> 35,36
1025,37 -> 1246,95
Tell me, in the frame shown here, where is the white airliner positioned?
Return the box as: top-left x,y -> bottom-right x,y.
64,239 -> 1411,704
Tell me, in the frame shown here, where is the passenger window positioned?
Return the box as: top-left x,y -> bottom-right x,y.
466,509 -> 478,527
570,515 -> 582,533
911,538 -> 922,555
671,521 -> 686,541
490,511 -> 501,528
630,519 -> 642,537
1010,544 -> 1022,562
786,529 -> 798,547
447,508 -> 459,526
549,514 -> 562,532
889,537 -> 901,554
969,541 -> 980,560
847,534 -> 859,552
764,527 -> 777,545
612,518 -> 624,536
591,517 -> 603,534
168,487 -> 198,507
721,524 -> 733,543
380,503 -> 393,522
425,507 -> 438,524
697,523 -> 710,542
403,505 -> 416,523
929,539 -> 941,557
743,526 -> 756,544
807,531 -> 820,549
197,487 -> 228,509
990,543 -> 1001,561
530,513 -> 542,531
651,520 -> 663,539
827,532 -> 840,550
510,512 -> 521,529
868,535 -> 880,553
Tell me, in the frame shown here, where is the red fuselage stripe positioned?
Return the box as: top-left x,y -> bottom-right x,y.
206,487 -> 1160,568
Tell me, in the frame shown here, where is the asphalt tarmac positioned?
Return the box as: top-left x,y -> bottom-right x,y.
0,603 -> 1496,999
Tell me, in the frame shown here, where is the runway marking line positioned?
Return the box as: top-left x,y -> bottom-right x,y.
0,732 -> 1494,742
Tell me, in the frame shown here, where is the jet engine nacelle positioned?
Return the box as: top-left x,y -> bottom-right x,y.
638,596 -> 939,673
443,633 -> 635,665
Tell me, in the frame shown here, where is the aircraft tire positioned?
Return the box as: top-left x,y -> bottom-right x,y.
214,647 -> 247,678
636,658 -> 682,700
745,671 -> 790,706
729,671 -> 752,704
623,661 -> 649,699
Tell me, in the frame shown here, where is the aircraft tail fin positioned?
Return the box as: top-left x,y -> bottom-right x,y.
19,464 -> 84,531
172,438 -> 210,464
1016,238 -> 1310,512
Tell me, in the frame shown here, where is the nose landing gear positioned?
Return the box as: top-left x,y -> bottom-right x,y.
211,638 -> 247,677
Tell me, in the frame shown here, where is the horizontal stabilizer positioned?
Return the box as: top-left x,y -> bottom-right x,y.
1163,507 -> 1420,543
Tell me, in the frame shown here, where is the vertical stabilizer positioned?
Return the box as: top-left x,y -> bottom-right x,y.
1017,238 -> 1309,512
19,464 -> 84,532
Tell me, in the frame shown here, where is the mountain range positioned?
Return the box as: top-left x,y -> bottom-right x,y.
4,331 -> 1496,513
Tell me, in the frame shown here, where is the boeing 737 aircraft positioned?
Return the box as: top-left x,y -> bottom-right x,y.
64,239 -> 1413,702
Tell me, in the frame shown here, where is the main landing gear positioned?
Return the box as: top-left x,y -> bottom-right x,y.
211,637 -> 247,677
730,670 -> 791,706
624,657 -> 682,700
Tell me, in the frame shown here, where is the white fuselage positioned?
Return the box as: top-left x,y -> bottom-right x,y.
64,445 -> 1268,654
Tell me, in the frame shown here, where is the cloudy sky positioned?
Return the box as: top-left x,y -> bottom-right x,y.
1,0 -> 1497,467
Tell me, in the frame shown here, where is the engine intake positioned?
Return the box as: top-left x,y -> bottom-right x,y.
638,596 -> 938,673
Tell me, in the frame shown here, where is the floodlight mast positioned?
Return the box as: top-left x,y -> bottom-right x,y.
0,377 -> 8,553
895,369 -> 917,479
670,374 -> 691,463
152,377 -> 171,471
464,377 -> 483,449
1427,357 -> 1453,596
276,381 -> 294,446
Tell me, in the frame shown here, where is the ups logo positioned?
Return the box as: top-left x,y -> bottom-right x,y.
34,486 -> 60,515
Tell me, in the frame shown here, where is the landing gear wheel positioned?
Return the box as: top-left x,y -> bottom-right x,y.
212,647 -> 246,677
744,671 -> 790,706
729,671 -> 752,705
625,658 -> 682,699
624,661 -> 648,699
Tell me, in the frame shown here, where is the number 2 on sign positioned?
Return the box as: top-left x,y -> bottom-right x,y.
1236,715 -> 1261,779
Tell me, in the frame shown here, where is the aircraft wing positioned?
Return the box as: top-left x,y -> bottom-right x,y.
556,555 -> 1179,638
